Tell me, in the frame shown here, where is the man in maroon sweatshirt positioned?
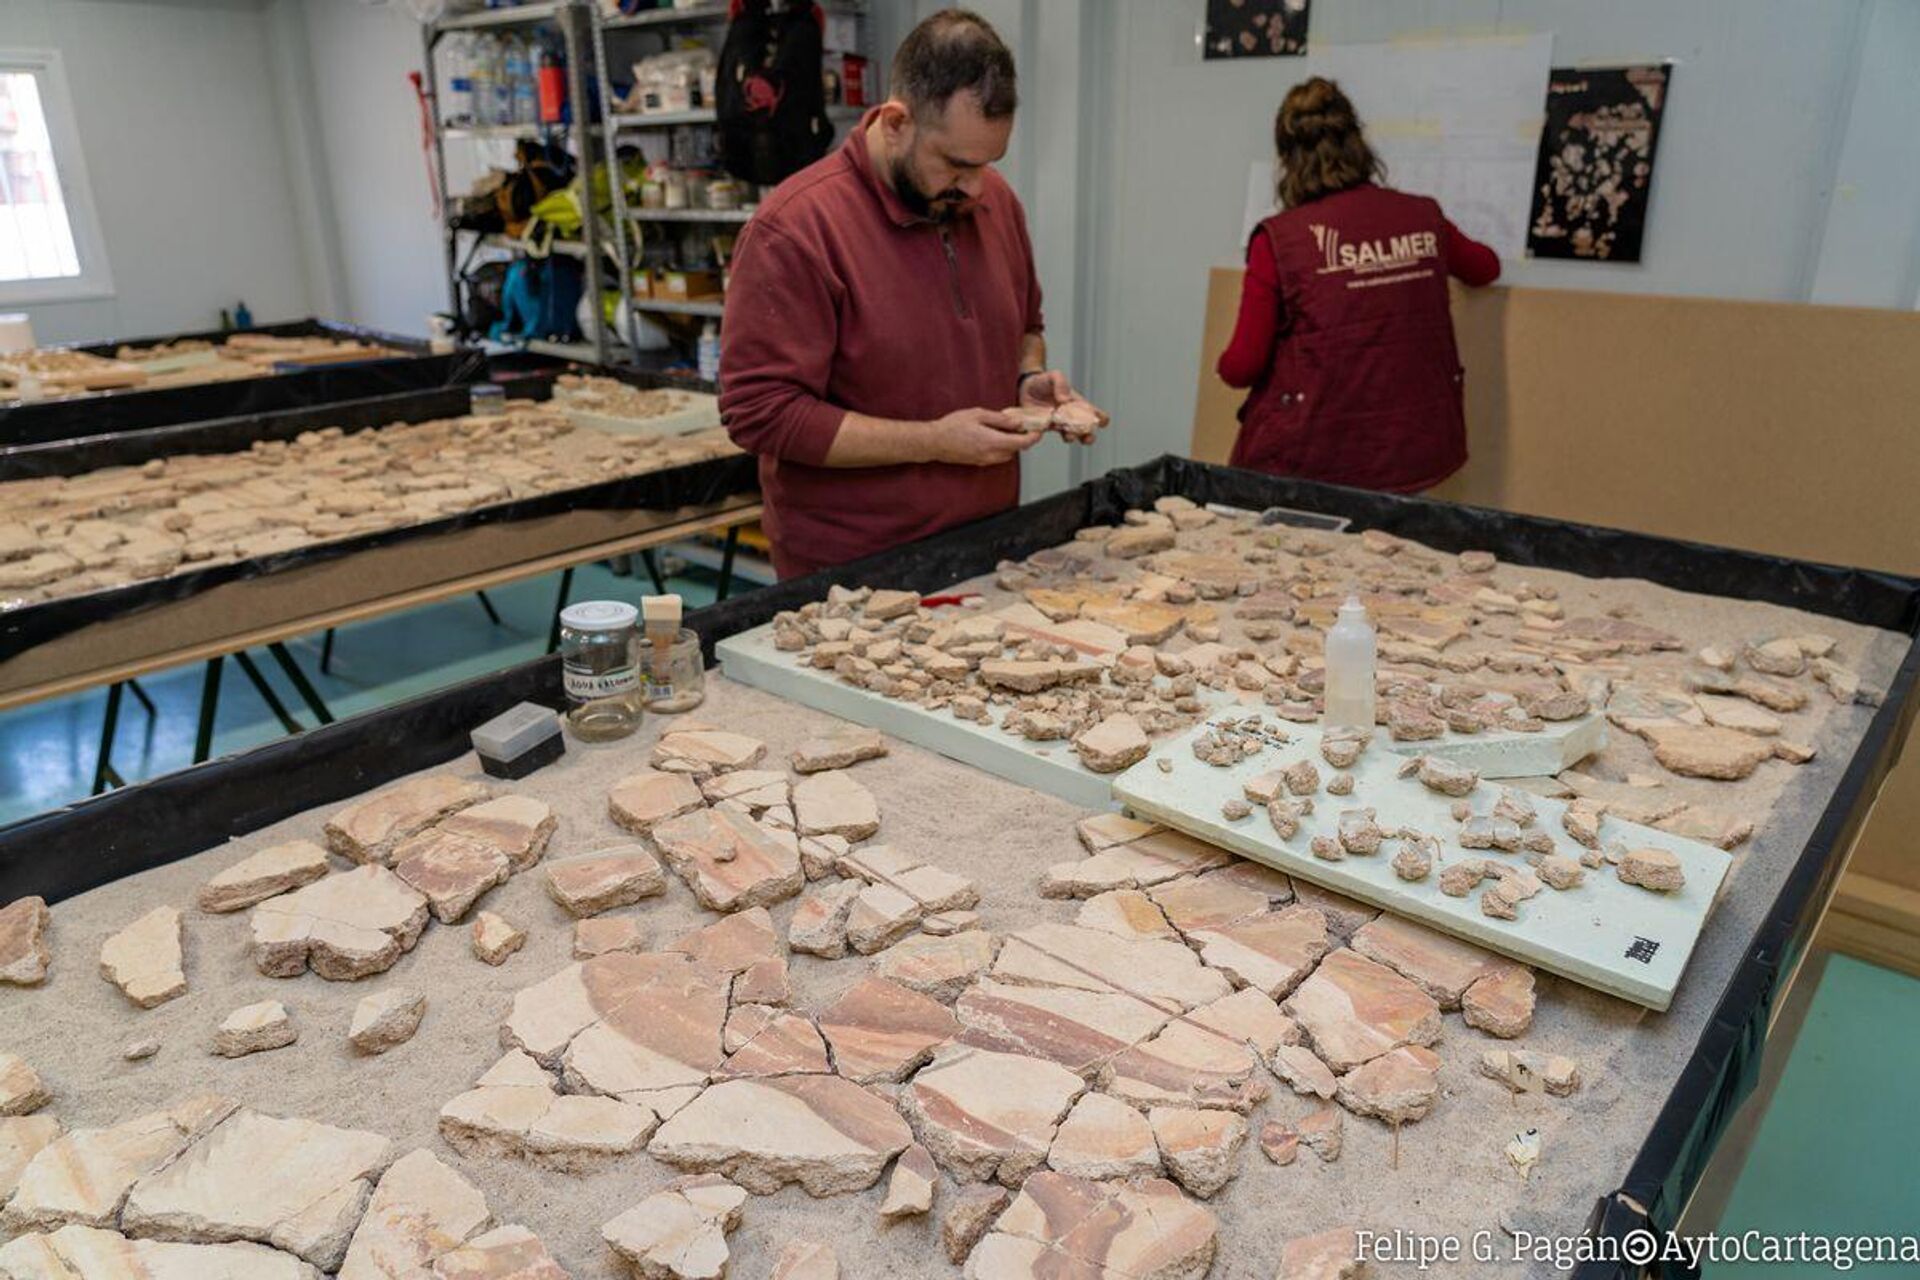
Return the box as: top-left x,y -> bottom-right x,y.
719,8 -> 1104,579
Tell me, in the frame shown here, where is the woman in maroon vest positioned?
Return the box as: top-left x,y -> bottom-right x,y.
1218,78 -> 1501,492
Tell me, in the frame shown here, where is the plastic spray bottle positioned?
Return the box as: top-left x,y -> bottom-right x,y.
1323,595 -> 1377,733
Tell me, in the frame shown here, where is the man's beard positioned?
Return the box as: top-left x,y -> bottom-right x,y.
889,154 -> 969,223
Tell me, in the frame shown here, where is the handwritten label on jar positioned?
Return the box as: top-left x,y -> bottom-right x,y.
565,667 -> 640,699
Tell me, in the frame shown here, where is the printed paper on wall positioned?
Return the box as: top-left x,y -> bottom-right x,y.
1204,0 -> 1310,60
1526,64 -> 1672,263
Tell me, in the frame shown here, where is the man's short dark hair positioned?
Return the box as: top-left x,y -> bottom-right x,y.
891,9 -> 1017,122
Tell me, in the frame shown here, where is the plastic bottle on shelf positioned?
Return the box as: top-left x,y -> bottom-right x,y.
495,35 -> 518,126
536,35 -> 567,125
505,36 -> 537,126
1322,595 -> 1378,733
697,322 -> 721,384
469,35 -> 498,126
443,35 -> 475,126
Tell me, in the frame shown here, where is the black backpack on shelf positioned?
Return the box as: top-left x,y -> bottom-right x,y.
459,260 -> 510,338
716,0 -> 833,187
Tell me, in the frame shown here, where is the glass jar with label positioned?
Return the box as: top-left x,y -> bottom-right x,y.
468,382 -> 506,417
558,601 -> 643,741
640,626 -> 706,713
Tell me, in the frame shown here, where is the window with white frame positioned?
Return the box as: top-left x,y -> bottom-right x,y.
0,49 -> 112,304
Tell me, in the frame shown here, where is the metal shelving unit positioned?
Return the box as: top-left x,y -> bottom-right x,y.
439,122 -> 554,141
435,1 -> 570,31
630,298 -> 726,318
627,207 -> 754,224
424,1 -> 871,375
602,0 -> 866,31
609,104 -> 864,132
593,1 -> 872,372
423,0 -> 616,365
524,337 -> 604,362
478,232 -> 593,260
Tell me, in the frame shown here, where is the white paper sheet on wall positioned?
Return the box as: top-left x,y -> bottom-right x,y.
1238,34 -> 1553,261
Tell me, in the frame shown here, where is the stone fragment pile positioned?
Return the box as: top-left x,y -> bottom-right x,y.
3,774 -> 555,1072
382,715 -> 1591,1277
762,498 -> 1875,820
0,1089 -> 564,1279
0,401 -> 738,606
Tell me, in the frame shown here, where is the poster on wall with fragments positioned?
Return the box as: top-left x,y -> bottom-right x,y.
1204,0 -> 1310,60
1526,64 -> 1673,262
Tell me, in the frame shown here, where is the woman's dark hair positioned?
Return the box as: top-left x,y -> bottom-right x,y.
892,9 -> 1018,122
1274,77 -> 1384,208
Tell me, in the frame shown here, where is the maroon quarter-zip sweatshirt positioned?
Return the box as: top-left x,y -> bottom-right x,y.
719,111 -> 1044,579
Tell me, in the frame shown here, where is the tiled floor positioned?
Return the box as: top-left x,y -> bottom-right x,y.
1705,952 -> 1920,1277
0,562 -> 719,828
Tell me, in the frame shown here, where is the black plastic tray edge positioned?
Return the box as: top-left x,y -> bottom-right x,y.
0,386 -> 479,481
69,319 -> 433,359
0,320 -> 481,444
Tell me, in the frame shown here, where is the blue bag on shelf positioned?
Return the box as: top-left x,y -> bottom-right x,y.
491,256 -> 585,343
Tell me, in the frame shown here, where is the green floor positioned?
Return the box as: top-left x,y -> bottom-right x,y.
0,579 -> 1915,1265
0,560 -> 718,829
1705,952 -> 1920,1278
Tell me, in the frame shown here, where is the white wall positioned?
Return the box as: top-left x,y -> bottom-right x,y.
1807,0 -> 1920,309
0,0 -> 313,345
1061,0 -> 1920,477
280,0 -> 455,337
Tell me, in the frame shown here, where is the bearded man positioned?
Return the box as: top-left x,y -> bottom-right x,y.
718,8 -> 1105,579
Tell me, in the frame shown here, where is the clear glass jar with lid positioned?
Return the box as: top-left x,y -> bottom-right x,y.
558,600 -> 643,741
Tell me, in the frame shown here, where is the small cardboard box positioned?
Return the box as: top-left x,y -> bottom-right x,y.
660,269 -> 721,301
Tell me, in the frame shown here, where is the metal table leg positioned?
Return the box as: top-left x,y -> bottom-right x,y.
641,549 -> 669,595
716,524 -> 742,602
91,681 -> 126,796
234,651 -> 302,735
319,628 -> 338,675
193,656 -> 224,764
268,642 -> 335,725
546,566 -> 576,654
126,679 -> 156,719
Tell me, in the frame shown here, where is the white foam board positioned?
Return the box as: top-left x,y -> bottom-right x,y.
562,391 -> 721,438
1112,717 -> 1730,1010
